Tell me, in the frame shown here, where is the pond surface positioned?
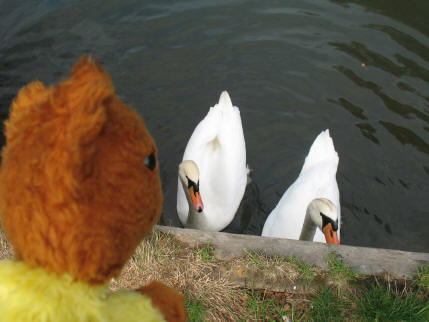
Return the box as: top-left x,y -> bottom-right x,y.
0,0 -> 428,252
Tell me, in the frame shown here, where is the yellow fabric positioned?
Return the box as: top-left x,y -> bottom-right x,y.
0,260 -> 165,322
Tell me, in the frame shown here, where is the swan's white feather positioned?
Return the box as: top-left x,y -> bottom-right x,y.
177,91 -> 247,231
262,129 -> 340,242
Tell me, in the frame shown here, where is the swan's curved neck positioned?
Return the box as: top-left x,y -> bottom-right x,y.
299,209 -> 317,241
186,207 -> 208,229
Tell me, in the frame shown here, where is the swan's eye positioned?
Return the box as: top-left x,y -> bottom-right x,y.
144,153 -> 156,171
186,177 -> 199,194
320,212 -> 338,231
333,220 -> 338,231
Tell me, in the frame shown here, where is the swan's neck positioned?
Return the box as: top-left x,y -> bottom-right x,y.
299,209 -> 317,241
186,207 -> 210,230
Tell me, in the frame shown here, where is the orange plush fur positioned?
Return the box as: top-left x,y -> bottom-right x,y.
0,56 -> 185,321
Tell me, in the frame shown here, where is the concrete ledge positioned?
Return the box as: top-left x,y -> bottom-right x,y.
155,225 -> 429,279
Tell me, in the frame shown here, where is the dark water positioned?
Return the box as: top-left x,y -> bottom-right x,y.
1,0 -> 428,253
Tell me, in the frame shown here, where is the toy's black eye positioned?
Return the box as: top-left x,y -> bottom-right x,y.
144,153 -> 156,171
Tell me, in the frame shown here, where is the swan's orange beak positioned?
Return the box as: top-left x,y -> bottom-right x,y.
189,186 -> 204,213
323,223 -> 339,245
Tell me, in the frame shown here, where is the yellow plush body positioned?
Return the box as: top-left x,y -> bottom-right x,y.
0,261 -> 165,322
0,260 -> 165,322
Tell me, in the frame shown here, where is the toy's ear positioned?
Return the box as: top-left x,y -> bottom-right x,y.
60,56 -> 112,147
54,56 -> 114,181
6,56 -> 112,147
4,81 -> 51,143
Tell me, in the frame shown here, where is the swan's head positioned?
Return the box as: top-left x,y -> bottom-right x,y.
178,160 -> 204,213
308,198 -> 339,244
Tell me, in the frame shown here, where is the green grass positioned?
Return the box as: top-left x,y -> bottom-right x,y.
239,253 -> 429,321
327,253 -> 358,282
196,243 -> 214,263
309,287 -> 345,322
144,231 -> 171,261
245,280 -> 429,322
185,296 -> 209,322
288,256 -> 315,280
245,250 -> 265,266
414,265 -> 429,293
245,288 -> 287,321
284,300 -> 306,322
355,285 -> 429,322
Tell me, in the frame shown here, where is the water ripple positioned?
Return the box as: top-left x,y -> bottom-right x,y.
336,66 -> 429,124
379,121 -> 429,155
331,41 -> 429,83
366,24 -> 429,62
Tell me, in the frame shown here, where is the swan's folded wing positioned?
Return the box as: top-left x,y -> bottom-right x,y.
183,106 -> 221,160
300,129 -> 339,175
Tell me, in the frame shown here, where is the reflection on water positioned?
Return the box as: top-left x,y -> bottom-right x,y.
333,63 -> 429,157
335,66 -> 429,124
380,121 -> 429,155
0,0 -> 428,252
328,97 -> 368,120
331,0 -> 429,36
356,123 -> 379,145
397,81 -> 429,105
367,24 -> 429,62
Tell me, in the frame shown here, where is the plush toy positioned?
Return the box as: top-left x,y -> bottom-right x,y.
0,56 -> 186,321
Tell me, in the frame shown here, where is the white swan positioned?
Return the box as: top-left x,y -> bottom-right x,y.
262,129 -> 340,244
177,91 -> 248,232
